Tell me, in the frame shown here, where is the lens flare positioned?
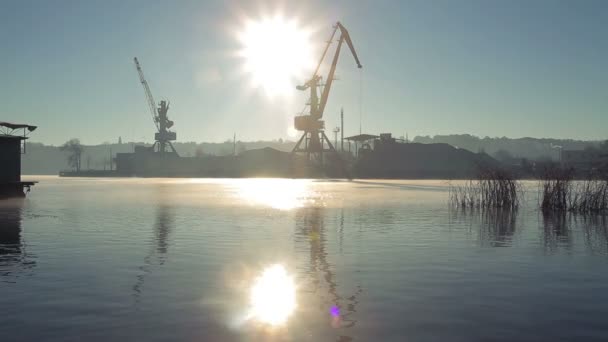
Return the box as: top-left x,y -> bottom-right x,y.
249,264 -> 296,325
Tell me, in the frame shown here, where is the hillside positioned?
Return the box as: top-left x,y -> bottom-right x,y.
413,134 -> 599,161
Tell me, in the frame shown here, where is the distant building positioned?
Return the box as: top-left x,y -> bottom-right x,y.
344,133 -> 378,157
561,149 -> 608,172
346,132 -> 500,178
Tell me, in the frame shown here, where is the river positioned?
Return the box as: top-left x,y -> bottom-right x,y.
1,177 -> 607,341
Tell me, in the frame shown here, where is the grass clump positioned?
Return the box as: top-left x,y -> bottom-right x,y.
539,167 -> 573,212
569,179 -> 608,214
450,169 -> 521,210
539,167 -> 608,214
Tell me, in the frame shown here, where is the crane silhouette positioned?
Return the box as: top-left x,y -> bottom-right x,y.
292,22 -> 362,172
134,57 -> 178,154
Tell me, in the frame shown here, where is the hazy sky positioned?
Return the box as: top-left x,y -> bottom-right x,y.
2,0 -> 607,145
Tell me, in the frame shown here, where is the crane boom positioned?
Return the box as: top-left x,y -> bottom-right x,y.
318,22 -> 362,119
134,57 -> 160,131
337,22 -> 362,68
312,25 -> 339,82
297,22 -> 362,121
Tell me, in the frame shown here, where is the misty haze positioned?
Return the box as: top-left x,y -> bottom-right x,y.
1,1 -> 608,341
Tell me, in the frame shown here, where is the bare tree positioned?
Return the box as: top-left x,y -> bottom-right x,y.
60,138 -> 84,171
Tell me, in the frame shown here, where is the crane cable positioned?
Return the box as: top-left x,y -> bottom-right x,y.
358,68 -> 363,135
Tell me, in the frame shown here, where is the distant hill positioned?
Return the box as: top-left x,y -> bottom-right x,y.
413,134 -> 600,161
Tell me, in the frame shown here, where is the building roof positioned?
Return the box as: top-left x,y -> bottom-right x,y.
0,122 -> 37,131
0,122 -> 37,139
344,134 -> 379,142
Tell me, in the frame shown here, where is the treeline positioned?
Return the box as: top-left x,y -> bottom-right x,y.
413,134 -> 599,161
22,139 -> 296,175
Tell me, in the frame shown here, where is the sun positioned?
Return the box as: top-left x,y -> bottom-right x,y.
237,16 -> 314,97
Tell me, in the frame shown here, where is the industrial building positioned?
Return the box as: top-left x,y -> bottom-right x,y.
349,133 -> 500,179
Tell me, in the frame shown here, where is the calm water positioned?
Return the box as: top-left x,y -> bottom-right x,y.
1,177 -> 607,341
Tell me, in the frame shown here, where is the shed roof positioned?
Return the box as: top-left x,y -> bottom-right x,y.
0,122 -> 37,131
344,134 -> 379,142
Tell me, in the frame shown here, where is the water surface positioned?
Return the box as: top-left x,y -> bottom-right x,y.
1,177 -> 607,341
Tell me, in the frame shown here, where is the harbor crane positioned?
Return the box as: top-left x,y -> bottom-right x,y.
292,22 -> 362,165
133,57 -> 177,154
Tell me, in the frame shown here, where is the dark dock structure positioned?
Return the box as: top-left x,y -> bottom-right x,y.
0,122 -> 37,198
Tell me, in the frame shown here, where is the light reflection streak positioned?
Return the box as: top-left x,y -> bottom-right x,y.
233,179 -> 313,210
132,186 -> 175,304
295,207 -> 362,333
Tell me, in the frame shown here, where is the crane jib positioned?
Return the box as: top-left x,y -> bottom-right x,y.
133,57 -> 161,131
301,21 -> 363,121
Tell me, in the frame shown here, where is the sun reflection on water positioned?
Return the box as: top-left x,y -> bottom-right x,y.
234,179 -> 313,210
248,264 -> 296,326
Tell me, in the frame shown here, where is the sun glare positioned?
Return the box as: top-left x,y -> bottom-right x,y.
238,16 -> 314,97
234,179 -> 312,210
249,264 -> 296,326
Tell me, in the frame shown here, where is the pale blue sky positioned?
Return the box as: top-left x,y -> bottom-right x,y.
2,0 -> 607,145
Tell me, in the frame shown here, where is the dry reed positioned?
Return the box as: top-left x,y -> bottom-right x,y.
539,167 -> 608,213
450,169 -> 521,210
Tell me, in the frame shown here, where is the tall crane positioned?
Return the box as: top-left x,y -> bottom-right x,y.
292,22 -> 362,165
133,57 -> 177,154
